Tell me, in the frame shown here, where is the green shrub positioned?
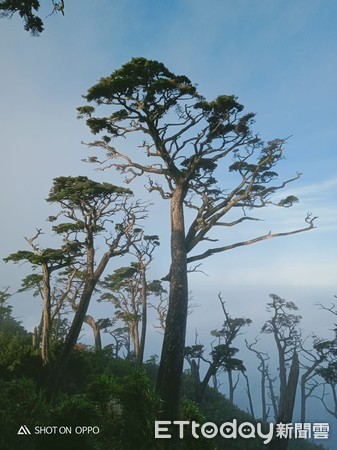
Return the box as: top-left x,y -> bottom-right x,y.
35,395 -> 100,450
0,377 -> 49,450
86,370 -> 163,449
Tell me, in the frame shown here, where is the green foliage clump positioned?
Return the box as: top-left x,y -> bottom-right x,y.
178,399 -> 215,449
0,377 -> 49,450
0,290 -> 29,336
0,332 -> 44,381
40,395 -> 99,450
86,370 -> 162,449
47,176 -> 132,205
0,0 -> 44,35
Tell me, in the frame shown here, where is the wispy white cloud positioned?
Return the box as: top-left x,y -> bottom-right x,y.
288,177 -> 337,199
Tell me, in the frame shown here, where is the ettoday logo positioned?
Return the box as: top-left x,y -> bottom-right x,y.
155,419 -> 274,444
155,420 -> 330,443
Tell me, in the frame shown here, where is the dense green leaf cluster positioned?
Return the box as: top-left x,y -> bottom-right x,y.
0,0 -> 43,34
47,176 -> 131,205
0,0 -> 65,34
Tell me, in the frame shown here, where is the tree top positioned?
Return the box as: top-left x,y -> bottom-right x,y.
85,57 -> 198,106
46,176 -> 132,205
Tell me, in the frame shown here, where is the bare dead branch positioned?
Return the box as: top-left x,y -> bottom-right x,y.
187,213 -> 317,263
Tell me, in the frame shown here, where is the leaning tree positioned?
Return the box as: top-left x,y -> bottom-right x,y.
45,176 -> 146,387
77,57 -> 316,419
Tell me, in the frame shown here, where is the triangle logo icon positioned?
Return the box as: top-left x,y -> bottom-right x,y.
17,425 -> 31,435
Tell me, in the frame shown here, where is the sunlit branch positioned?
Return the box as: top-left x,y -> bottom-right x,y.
187,214 -> 317,263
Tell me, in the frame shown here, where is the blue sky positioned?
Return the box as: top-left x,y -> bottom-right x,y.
1,0 -> 337,434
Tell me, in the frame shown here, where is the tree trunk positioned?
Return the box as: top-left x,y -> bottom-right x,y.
189,359 -> 203,404
33,312 -> 43,349
32,326 -> 38,348
277,342 -> 287,411
261,363 -> 268,421
41,264 -> 51,365
228,370 -> 234,403
300,360 -> 321,423
269,352 -> 299,450
48,250 -> 111,392
137,264 -> 147,366
156,185 -> 188,420
243,372 -> 255,419
50,277 -> 97,388
300,372 -> 306,423
279,351 -> 299,422
84,315 -> 102,352
199,365 -> 216,404
132,320 -> 140,361
267,370 -> 278,421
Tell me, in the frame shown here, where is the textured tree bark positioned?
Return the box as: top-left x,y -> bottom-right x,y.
137,264 -> 147,366
156,185 -> 188,420
198,364 -> 216,404
300,359 -> 321,423
277,344 -> 287,410
261,365 -> 268,422
267,371 -> 278,421
84,315 -> 102,352
269,352 -> 299,450
51,277 -> 97,387
243,372 -> 255,419
131,318 -> 140,361
48,251 -> 111,393
278,351 -> 299,423
228,370 -> 234,404
189,359 -> 203,404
